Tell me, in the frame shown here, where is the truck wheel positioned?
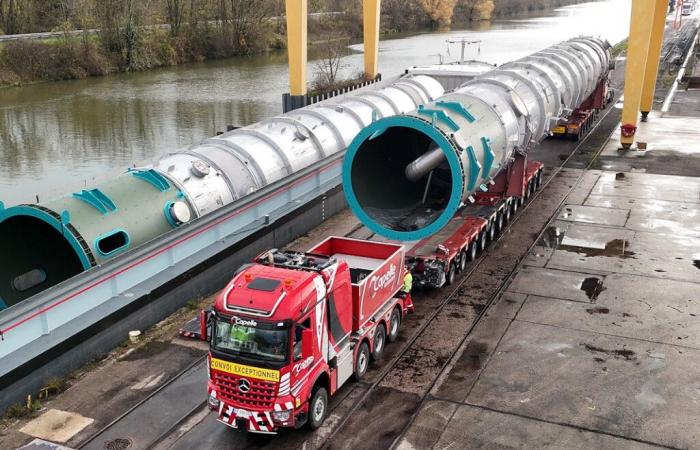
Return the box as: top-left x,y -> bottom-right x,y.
512,199 -> 519,215
372,325 -> 386,360
478,231 -> 487,252
388,308 -> 401,343
504,204 -> 512,223
536,171 -> 542,188
353,342 -> 370,381
446,262 -> 457,286
496,213 -> 504,234
488,223 -> 496,242
458,250 -> 467,272
469,242 -> 477,261
308,386 -> 328,430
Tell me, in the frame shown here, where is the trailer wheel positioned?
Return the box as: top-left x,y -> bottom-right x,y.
504,203 -> 512,223
458,250 -> 467,272
488,223 -> 496,242
496,212 -> 504,234
479,231 -> 487,252
469,241 -> 478,261
536,171 -> 542,188
388,308 -> 401,343
353,342 -> 370,381
446,262 -> 457,286
308,386 -> 328,430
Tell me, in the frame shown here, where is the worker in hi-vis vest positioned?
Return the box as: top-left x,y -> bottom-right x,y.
398,271 -> 414,312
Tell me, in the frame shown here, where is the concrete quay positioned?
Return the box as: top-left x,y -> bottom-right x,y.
397,113 -> 700,449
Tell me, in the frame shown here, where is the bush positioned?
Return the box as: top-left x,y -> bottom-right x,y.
0,37 -> 109,82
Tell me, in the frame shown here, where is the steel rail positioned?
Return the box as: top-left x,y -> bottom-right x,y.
661,23 -> 700,116
75,354 -> 207,449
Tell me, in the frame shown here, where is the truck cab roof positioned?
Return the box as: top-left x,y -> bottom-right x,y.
215,257 -> 327,322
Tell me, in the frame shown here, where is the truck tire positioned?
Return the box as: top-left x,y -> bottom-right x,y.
353,342 -> 370,381
496,213 -> 504,234
446,262 -> 457,286
372,325 -> 386,360
388,308 -> 401,343
308,386 -> 328,430
458,250 -> 467,272
468,241 -> 477,261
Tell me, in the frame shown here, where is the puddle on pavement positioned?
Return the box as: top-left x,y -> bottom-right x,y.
582,343 -> 636,361
560,238 -> 635,258
539,227 -> 634,259
580,277 -> 605,301
586,307 -> 610,314
539,226 -> 565,248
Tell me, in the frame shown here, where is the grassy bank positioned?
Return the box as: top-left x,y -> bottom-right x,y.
0,24 -> 288,87
0,0 -> 601,88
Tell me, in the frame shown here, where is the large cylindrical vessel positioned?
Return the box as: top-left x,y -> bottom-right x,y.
0,76 -> 445,308
343,37 -> 611,241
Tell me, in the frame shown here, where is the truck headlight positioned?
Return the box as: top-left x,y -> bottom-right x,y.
272,410 -> 291,422
208,393 -> 220,409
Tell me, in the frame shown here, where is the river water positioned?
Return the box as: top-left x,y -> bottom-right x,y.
0,0 -> 630,205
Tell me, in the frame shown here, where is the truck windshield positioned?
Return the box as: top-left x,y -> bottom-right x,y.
212,317 -> 289,363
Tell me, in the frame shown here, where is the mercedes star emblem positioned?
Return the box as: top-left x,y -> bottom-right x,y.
238,378 -> 251,393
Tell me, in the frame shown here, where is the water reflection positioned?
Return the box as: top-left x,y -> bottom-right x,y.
0,0 -> 630,205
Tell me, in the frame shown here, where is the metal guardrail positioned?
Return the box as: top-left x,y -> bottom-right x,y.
0,152 -> 343,376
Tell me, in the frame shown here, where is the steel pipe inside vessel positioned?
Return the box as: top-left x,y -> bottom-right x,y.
343,37 -> 611,241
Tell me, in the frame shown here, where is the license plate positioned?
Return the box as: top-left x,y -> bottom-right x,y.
235,408 -> 251,419
552,126 -> 566,134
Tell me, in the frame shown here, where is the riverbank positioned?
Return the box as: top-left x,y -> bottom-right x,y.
0,0 -> 595,88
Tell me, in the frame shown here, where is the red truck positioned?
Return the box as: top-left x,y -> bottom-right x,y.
202,237 -> 411,433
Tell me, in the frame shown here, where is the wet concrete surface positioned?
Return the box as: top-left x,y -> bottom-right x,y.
398,114 -> 700,448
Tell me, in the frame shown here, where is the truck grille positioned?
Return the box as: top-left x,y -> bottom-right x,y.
213,372 -> 277,409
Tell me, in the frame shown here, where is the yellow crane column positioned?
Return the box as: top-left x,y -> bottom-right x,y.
284,0 -> 308,111
363,0 -> 381,80
640,0 -> 668,121
620,0 -> 657,149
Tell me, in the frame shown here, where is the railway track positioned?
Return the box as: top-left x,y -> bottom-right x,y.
73,83 -> 622,450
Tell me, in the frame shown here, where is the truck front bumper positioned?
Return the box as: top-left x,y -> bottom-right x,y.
216,403 -> 279,434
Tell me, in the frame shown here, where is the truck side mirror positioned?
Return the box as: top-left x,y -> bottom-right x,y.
200,309 -> 212,341
301,328 -> 314,359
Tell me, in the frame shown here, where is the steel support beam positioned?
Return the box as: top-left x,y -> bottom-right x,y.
620,0 -> 657,149
641,0 -> 668,120
363,0 -> 381,79
285,0 -> 308,96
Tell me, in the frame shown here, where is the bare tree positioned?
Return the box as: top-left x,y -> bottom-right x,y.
312,33 -> 348,92
166,0 -> 185,37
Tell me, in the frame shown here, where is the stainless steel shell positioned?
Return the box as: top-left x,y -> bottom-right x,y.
155,75 -> 445,216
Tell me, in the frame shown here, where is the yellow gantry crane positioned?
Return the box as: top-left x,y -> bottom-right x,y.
620,0 -> 669,149
284,0 -> 380,110
286,0 -> 667,149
